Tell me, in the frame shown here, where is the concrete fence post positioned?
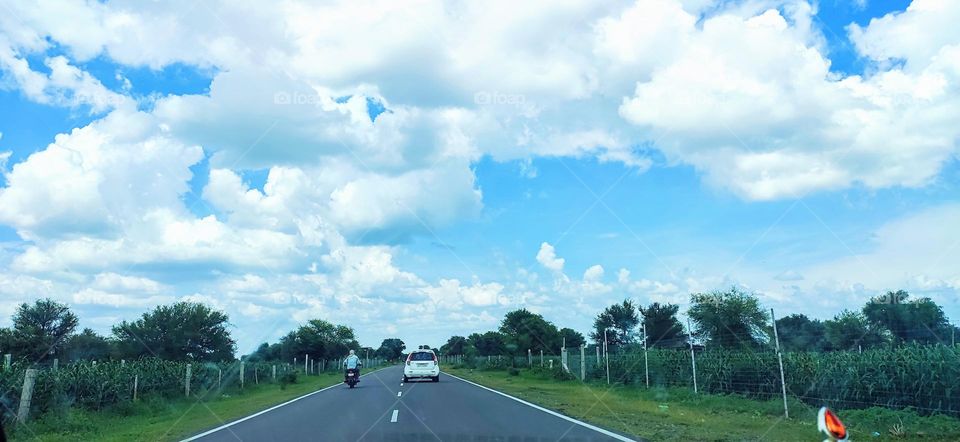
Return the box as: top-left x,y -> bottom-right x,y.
595,346 -> 600,368
17,368 -> 38,423
642,322 -> 650,388
133,374 -> 139,402
52,358 -> 58,371
185,363 -> 192,398
218,369 -> 222,390
255,365 -> 259,385
3,354 -> 10,370
272,365 -> 277,382
240,362 -> 245,389
771,308 -> 790,419
580,345 -> 586,380
540,350 -> 544,367
687,318 -> 698,394
527,349 -> 532,366
121,359 -> 125,367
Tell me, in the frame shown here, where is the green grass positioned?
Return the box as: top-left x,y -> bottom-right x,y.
446,367 -> 960,441
8,372 -> 348,441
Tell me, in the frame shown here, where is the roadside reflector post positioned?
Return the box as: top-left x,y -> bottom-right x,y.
17,368 -> 38,423
771,308 -> 790,419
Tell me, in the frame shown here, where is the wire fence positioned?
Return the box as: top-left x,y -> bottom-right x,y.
0,355 -> 386,424
446,344 -> 960,417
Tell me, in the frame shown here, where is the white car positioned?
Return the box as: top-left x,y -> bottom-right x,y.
403,349 -> 440,382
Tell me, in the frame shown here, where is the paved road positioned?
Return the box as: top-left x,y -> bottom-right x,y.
185,365 -> 636,441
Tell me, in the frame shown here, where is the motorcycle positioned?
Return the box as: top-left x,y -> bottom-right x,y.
344,368 -> 360,388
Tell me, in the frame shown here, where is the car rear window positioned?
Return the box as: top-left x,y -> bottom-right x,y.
410,352 -> 434,361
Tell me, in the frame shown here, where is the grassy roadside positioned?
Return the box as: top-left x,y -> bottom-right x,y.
8,371 -> 350,441
445,367 -> 960,441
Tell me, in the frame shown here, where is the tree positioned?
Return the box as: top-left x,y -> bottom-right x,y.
468,331 -> 506,356
113,302 -> 235,362
825,310 -> 890,351
499,309 -> 561,355
688,288 -> 769,349
278,320 -> 359,362
11,298 -> 79,360
376,338 -> 406,360
247,342 -> 282,362
64,328 -> 113,361
639,302 -> 687,348
440,336 -> 469,355
559,328 -> 585,348
774,314 -> 828,351
590,300 -> 640,346
862,291 -> 952,345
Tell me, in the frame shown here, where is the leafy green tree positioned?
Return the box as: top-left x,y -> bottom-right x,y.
11,298 -> 79,360
468,331 -> 506,356
559,328 -> 585,348
376,338 -> 406,360
64,328 -> 113,361
247,342 -> 282,362
824,310 -> 890,351
688,288 -> 769,349
862,291 -> 952,345
774,314 -> 828,351
499,309 -> 561,355
278,319 -> 358,362
440,336 -> 469,355
113,302 -> 235,361
591,300 -> 640,346
639,302 -> 688,348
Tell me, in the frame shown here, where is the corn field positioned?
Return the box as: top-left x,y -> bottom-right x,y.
460,345 -> 960,416
0,356 -> 385,423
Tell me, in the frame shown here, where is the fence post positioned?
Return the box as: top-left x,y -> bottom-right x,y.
18,368 -> 38,423
133,374 -> 138,402
255,365 -> 259,385
549,359 -> 553,369
218,369 -> 222,390
642,322 -> 649,388
121,359 -> 125,367
687,318 -> 698,394
540,350 -> 544,367
3,354 -> 10,370
577,345 -> 584,379
528,349 -> 532,366
240,362 -> 245,389
771,308 -> 790,419
595,346 -> 600,367
53,358 -> 59,371
304,354 -> 308,374
272,365 -> 277,382
185,363 -> 192,398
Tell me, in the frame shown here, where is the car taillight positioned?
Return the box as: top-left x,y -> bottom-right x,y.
432,354 -> 438,363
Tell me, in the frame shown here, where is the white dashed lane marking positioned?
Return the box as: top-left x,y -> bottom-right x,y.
390,410 -> 399,423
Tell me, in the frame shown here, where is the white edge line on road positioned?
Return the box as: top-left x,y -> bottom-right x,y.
390,409 -> 399,422
180,366 -> 392,441
442,371 -> 636,442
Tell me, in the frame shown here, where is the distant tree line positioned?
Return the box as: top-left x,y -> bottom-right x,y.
439,288 -> 958,355
0,298 -> 409,365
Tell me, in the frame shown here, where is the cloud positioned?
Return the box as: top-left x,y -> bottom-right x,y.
536,242 -> 565,272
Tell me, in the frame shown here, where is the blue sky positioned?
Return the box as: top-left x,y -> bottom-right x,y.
1,0 -> 958,353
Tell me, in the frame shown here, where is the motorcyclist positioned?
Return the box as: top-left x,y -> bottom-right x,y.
343,349 -> 362,376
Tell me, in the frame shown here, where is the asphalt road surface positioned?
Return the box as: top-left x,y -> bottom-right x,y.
184,364 -> 636,442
